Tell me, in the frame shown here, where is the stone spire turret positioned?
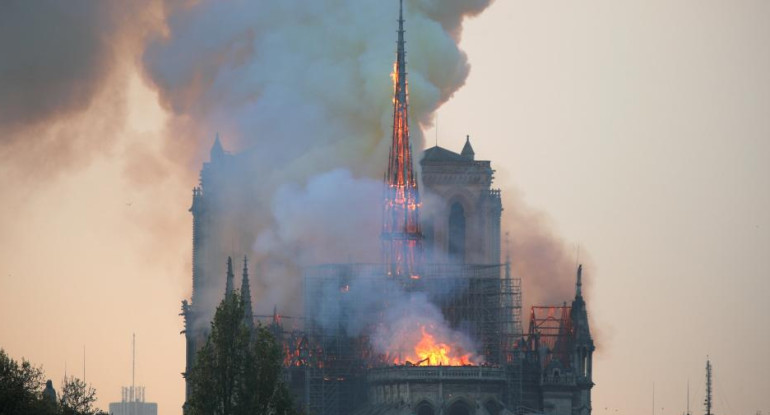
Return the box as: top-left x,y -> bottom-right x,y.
461,135 -> 475,160
241,257 -> 254,329
570,264 -> 594,415
224,256 -> 234,296
570,264 -> 592,344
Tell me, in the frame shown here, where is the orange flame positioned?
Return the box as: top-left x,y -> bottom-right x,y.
394,326 -> 473,366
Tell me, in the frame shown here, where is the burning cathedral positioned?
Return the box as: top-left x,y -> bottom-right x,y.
181,1 -> 594,414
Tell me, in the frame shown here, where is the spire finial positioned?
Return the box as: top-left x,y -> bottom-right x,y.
396,0 -> 407,104
576,264 -> 583,298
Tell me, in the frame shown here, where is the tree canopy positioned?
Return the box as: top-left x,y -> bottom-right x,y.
0,349 -> 106,415
186,291 -> 297,415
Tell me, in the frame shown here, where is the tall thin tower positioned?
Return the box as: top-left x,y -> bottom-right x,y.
381,0 -> 422,278
704,358 -> 713,415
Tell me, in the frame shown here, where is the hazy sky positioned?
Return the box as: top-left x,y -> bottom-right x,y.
1,1 -> 768,415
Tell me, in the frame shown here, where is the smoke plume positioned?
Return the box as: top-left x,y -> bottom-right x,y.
1,0 -> 584,342
309,268 -> 482,365
141,0 -> 494,318
502,187 -> 595,316
0,0 -> 161,182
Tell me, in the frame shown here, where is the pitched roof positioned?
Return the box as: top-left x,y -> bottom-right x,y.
421,146 -> 468,162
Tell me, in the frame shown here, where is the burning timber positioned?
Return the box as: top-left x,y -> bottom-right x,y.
181,1 -> 595,414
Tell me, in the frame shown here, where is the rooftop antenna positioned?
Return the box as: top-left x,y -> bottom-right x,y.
686,379 -> 691,415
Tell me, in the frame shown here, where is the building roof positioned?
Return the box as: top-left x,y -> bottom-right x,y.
421,146 -> 468,162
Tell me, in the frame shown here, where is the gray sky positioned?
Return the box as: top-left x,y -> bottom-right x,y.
0,1 -> 768,414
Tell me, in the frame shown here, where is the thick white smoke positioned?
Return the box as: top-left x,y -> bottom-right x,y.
142,0 -> 494,319
145,0 -> 491,170
309,270 -> 482,365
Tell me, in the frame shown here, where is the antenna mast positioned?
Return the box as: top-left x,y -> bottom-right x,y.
132,333 -> 136,399
705,358 -> 713,415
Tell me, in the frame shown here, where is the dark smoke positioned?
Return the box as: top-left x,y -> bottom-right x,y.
502,187 -> 595,314
0,1 -> 115,130
0,0 -> 159,181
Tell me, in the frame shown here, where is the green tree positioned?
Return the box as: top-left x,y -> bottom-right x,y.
0,349 -> 107,415
186,292 -> 297,415
0,348 -> 46,414
60,375 -> 105,415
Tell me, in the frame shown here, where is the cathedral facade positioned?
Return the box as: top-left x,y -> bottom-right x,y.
181,2 -> 594,414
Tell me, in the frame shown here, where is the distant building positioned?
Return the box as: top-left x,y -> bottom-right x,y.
109,386 -> 157,415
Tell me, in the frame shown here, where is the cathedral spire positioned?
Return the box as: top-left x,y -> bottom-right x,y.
241,257 -> 254,328
224,256 -> 234,296
382,0 -> 422,278
395,0 -> 407,104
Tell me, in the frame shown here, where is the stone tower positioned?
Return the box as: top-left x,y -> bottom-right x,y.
570,264 -> 595,415
420,135 -> 502,265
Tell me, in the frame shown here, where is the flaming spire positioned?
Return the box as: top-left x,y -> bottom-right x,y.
382,0 -> 422,278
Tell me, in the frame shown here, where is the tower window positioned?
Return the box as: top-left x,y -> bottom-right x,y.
448,202 -> 466,262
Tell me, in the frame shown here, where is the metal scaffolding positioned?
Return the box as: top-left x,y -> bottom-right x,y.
528,306 -> 574,368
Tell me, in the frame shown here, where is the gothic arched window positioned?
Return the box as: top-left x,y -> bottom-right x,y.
416,401 -> 435,415
448,400 -> 473,415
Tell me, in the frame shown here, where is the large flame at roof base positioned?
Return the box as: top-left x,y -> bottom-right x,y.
390,325 -> 481,367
